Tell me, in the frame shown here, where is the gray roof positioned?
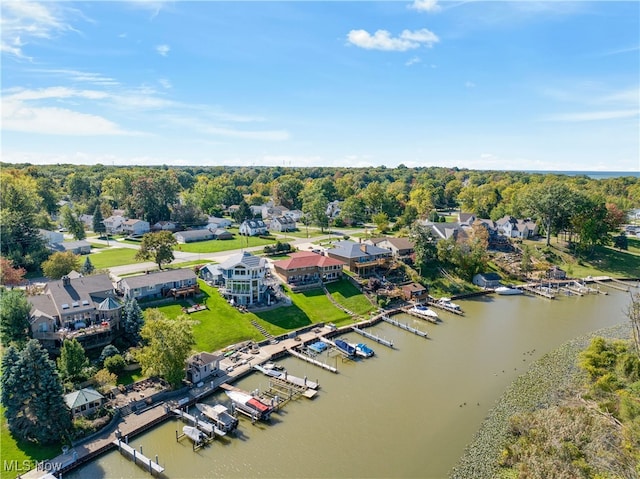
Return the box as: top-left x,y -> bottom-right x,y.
328,240 -> 391,259
174,229 -> 213,240
50,240 -> 92,252
219,251 -> 265,270
64,388 -> 104,409
423,221 -> 464,240
98,297 -> 121,311
120,268 -> 196,289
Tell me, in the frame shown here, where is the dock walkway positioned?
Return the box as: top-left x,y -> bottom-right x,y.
113,438 -> 165,475
351,325 -> 395,347
379,316 -> 427,339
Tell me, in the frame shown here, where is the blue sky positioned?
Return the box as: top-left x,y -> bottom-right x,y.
1,1 -> 639,171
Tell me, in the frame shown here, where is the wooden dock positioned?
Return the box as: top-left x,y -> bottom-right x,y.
113,438 -> 164,475
253,364 -> 319,389
521,284 -> 556,299
351,326 -> 395,347
171,408 -> 221,437
283,348 -> 338,373
427,300 -> 464,316
379,316 -> 428,339
593,278 -> 629,292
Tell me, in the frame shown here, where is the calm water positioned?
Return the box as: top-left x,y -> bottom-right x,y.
67,286 -> 636,479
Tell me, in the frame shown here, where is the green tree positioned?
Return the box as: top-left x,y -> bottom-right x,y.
520,245 -> 533,278
339,195 -> 367,226
523,181 -> 575,247
92,205 -> 106,235
57,338 -> 89,384
80,256 -> 95,275
136,309 -> 195,388
135,231 -> 177,270
42,251 -> 81,279
122,297 -> 144,345
372,212 -> 390,234
0,289 -> 31,347
93,368 -> 117,394
410,223 -> 438,275
104,354 -> 126,375
60,205 -> 86,240
2,340 -> 71,444
130,171 -> 181,225
302,192 -> 329,232
233,200 -> 253,224
99,344 -> 120,365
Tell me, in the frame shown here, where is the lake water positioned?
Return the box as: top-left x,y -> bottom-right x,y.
66,285 -> 637,479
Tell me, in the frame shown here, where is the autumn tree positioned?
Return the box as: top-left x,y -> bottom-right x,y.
135,231 -> 177,270
42,251 -> 81,279
0,289 -> 31,347
0,257 -> 26,286
136,309 -> 195,388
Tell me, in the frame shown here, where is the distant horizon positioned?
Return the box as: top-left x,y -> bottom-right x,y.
1,1 -> 638,171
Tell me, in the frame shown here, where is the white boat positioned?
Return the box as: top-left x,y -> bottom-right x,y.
409,304 -> 439,321
436,297 -> 462,312
225,390 -> 273,421
195,403 -> 238,433
182,425 -> 205,443
495,286 -> 523,295
353,342 -> 375,358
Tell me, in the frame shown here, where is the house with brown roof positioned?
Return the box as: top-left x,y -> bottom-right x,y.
366,237 -> 415,259
29,274 -> 122,353
325,240 -> 392,277
401,282 -> 429,302
272,252 -> 345,290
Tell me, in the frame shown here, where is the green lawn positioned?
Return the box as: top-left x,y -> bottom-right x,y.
176,236 -> 276,253
325,279 -> 376,316
87,248 -> 139,269
0,405 -> 62,479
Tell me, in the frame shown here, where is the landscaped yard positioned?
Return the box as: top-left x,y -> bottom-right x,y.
176,236 -> 276,253
325,279 -> 376,316
87,248 -> 139,269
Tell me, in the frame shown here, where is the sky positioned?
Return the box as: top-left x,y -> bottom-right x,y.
1,1 -> 639,172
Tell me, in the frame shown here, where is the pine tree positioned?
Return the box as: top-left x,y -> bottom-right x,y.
57,338 -> 89,384
123,298 -> 144,345
1,346 -> 21,412
5,340 -> 71,444
0,289 -> 31,347
81,256 -> 95,275
92,205 -> 106,235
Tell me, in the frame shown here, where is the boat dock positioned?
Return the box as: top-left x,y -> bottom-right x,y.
113,438 -> 164,476
288,347 -> 338,373
351,326 -> 395,347
253,364 -> 319,390
520,284 -> 556,299
379,316 -> 428,339
171,408 -> 219,437
427,300 -> 464,316
592,278 -> 628,292
403,307 -> 439,323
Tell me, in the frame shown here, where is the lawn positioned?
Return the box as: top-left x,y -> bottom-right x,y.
325,279 -> 376,316
176,236 -> 276,253
0,405 -> 62,479
87,248 -> 139,269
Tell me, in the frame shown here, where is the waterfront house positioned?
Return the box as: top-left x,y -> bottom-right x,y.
199,263 -> 223,285
421,221 -> 466,241
272,251 -> 345,289
402,282 -> 429,302
326,240 -> 392,277
496,216 -> 538,239
39,229 -> 64,246
103,215 -> 126,234
50,240 -> 92,255
64,387 -> 105,417
239,219 -> 268,236
366,237 -> 415,260
269,216 -> 296,233
122,219 -> 150,236
472,272 -> 502,289
217,251 -> 268,306
547,266 -> 567,280
117,268 -> 198,300
186,352 -> 222,384
174,229 -> 214,244
29,274 -> 122,353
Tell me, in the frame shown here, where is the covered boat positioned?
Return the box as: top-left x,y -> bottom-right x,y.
183,425 -> 205,444
225,390 -> 273,421
196,403 -> 238,433
334,339 -> 356,357
308,341 -> 328,353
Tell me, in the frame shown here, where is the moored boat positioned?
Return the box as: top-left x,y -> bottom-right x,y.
409,304 -> 439,321
334,339 -> 356,357
196,403 -> 239,433
354,343 -> 375,358
183,425 -> 206,444
225,390 -> 273,421
436,297 -> 462,312
495,286 -> 523,295
308,341 -> 328,354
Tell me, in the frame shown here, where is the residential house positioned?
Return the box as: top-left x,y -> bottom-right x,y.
122,219 -> 150,236
152,221 -> 178,232
272,251 -> 345,289
64,387 -> 105,417
547,266 -> 567,280
210,228 -> 233,240
39,229 -> 64,246
50,240 -> 92,255
326,200 -> 341,219
103,215 -> 126,234
458,212 -> 477,226
185,352 -> 222,384
79,214 -> 94,230
472,272 -> 502,289
421,221 -> 465,241
29,274 -> 122,353
174,229 -> 214,244
217,252 -> 269,306
366,237 -> 415,260
471,218 -> 513,251
206,216 -> 233,230
401,282 -> 429,303
284,209 -> 304,221
325,240 -> 392,277
117,268 -> 198,300
239,219 -> 268,236
269,216 -> 296,233
496,216 -> 538,239
262,204 -> 290,220
199,263 -> 223,285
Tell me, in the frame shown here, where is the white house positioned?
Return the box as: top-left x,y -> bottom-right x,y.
103,215 -> 126,234
153,221 -> 178,232
206,216 -> 233,230
239,219 -> 268,236
117,268 -> 198,300
79,214 -> 94,229
174,229 -> 214,244
284,209 -> 304,221
186,352 -> 222,384
269,216 -> 296,233
217,252 -> 268,306
496,216 -> 538,239
472,272 -> 502,289
122,219 -> 150,236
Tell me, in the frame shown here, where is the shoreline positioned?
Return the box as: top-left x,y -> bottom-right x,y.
449,321 -> 632,479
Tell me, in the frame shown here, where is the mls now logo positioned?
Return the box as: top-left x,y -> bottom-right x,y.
3,460 -> 62,473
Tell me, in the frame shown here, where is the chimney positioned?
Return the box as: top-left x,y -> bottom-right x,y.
360,243 -> 367,253
62,276 -> 70,287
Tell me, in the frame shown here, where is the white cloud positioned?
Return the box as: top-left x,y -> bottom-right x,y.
409,0 -> 441,13
1,99 -> 132,135
465,81 -> 476,88
1,2 -> 78,59
406,56 -> 421,66
4,86 -> 109,101
347,28 -> 439,52
31,69 -> 120,86
158,78 -> 172,89
544,109 -> 639,122
156,44 -> 170,56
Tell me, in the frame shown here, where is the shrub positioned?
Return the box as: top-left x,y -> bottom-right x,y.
104,354 -> 126,375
